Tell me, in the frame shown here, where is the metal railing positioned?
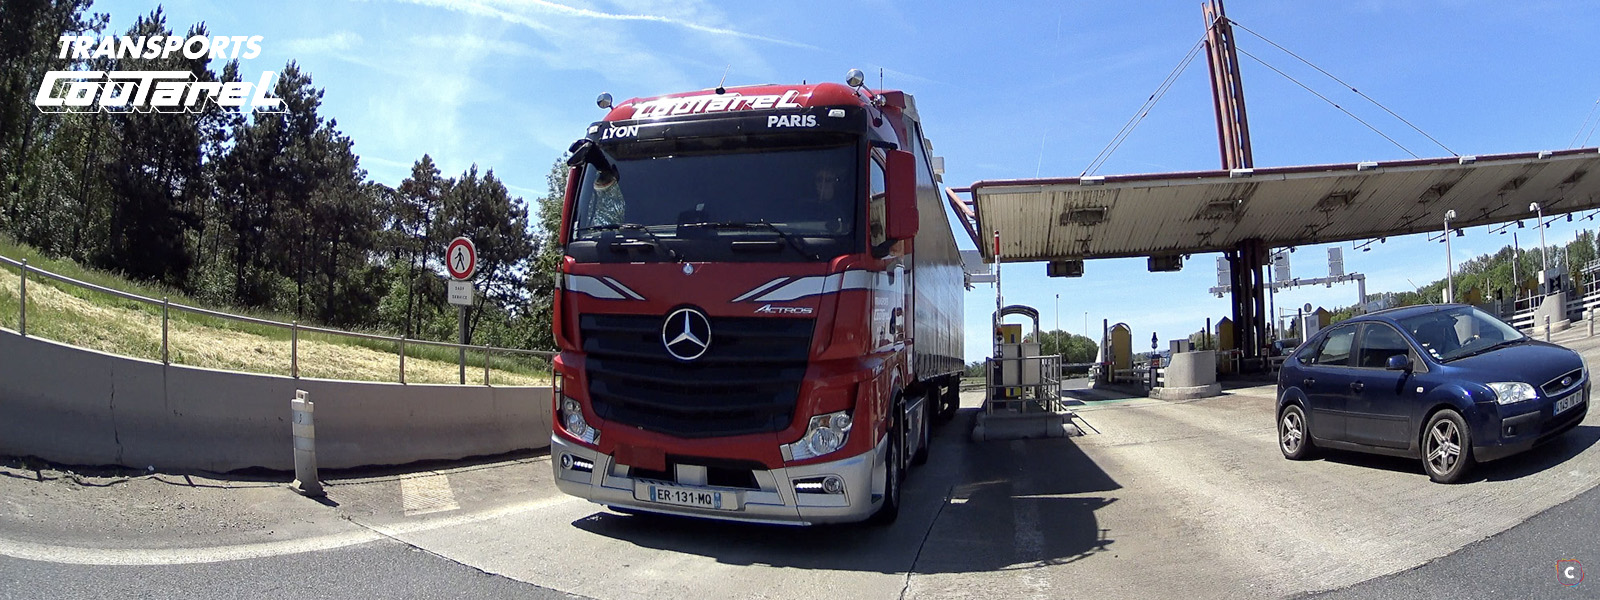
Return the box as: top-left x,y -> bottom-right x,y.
984,354 -> 1065,414
1,255 -> 555,385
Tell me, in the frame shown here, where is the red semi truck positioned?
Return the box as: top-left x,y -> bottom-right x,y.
549,73 -> 964,525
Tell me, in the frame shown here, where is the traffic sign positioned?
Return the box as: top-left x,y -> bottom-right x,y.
448,280 -> 474,306
446,237 -> 477,280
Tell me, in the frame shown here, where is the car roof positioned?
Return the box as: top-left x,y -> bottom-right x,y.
1338,303 -> 1465,327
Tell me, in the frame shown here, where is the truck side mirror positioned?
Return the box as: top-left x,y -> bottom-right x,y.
884,149 -> 919,242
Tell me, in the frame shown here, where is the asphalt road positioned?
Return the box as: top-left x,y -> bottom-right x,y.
2,336 -> 1598,599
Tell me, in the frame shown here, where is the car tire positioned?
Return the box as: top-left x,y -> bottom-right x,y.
868,406 -> 905,526
1278,403 -> 1316,460
1422,409 -> 1474,484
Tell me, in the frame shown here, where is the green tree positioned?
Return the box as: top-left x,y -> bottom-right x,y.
433,165 -> 535,343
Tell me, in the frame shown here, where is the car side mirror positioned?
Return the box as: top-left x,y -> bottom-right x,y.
884,149 -> 918,242
1385,354 -> 1412,372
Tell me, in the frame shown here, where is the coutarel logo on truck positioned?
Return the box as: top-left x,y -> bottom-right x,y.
632,90 -> 803,119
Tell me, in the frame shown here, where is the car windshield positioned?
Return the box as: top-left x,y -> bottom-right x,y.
1397,306 -> 1525,362
571,140 -> 858,243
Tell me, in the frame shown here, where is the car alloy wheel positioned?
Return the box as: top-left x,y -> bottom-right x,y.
1423,410 -> 1473,483
1278,404 -> 1314,460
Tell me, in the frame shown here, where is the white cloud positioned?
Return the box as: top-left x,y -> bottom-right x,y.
281,31 -> 365,56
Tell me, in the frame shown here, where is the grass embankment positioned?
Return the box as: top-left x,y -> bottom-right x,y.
0,240 -> 549,386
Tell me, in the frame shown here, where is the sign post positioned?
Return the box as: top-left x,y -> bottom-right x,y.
446,237 -> 478,384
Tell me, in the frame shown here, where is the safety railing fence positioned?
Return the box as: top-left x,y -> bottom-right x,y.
1,255 -> 555,385
984,354 -> 1065,414
1508,289 -> 1600,331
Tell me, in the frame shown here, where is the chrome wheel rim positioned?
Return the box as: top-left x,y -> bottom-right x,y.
1281,410 -> 1304,454
1426,419 -> 1462,474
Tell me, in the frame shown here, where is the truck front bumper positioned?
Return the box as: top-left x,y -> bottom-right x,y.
550,434 -> 886,525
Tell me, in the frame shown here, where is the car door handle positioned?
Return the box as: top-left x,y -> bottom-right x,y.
1302,378 -> 1315,387
1349,381 -> 1365,392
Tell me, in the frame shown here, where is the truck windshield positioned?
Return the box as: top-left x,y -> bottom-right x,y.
570,140 -> 859,261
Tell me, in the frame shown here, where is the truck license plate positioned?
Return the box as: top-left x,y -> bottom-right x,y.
1555,394 -> 1583,415
635,482 -> 738,511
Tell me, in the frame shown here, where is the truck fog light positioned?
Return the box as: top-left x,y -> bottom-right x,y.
561,454 -> 574,469
822,475 -> 845,494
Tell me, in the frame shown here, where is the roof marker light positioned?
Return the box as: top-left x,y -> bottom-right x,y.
827,109 -> 845,118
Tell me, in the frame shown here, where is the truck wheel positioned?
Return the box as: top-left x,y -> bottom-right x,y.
868,408 -> 905,526
911,395 -> 930,466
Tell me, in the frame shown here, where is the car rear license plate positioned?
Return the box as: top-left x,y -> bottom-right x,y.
634,481 -> 738,511
1555,394 -> 1583,415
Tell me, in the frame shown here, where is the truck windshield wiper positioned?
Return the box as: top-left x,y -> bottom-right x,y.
679,220 -> 823,261
576,223 -> 683,262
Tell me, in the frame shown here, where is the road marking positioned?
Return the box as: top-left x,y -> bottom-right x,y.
0,494 -> 580,566
401,474 -> 460,516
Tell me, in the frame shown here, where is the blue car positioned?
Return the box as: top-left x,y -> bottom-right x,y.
1277,304 -> 1589,483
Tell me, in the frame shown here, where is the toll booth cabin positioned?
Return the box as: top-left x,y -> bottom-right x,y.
986,305 -> 1063,414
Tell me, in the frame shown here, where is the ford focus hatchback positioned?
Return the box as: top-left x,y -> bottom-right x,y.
1276,304 -> 1588,483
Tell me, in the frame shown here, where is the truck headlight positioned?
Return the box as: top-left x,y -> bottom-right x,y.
790,411 -> 852,461
1487,381 -> 1538,405
559,396 -> 600,444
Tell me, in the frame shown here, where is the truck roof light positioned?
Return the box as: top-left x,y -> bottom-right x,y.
596,92 -> 613,109
846,68 -> 865,88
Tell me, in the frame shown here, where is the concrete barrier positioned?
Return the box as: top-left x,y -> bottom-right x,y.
0,329 -> 552,472
1149,350 -> 1222,401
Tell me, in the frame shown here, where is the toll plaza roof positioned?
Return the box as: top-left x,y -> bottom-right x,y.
968,148 -> 1600,263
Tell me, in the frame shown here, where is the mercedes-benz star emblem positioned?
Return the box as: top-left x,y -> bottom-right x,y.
662,308 -> 711,361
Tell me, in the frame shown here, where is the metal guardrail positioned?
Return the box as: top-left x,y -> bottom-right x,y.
1,255 -> 556,385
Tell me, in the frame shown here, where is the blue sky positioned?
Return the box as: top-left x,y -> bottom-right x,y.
96,0 -> 1600,362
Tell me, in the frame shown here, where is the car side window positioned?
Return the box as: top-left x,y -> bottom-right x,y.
1309,326 -> 1355,366
1357,323 -> 1411,369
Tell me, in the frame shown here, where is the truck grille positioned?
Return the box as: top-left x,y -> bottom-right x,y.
580,313 -> 814,438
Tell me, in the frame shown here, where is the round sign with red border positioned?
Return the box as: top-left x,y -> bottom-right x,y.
446,237 -> 477,280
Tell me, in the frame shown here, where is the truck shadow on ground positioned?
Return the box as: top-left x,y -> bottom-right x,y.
570,408 -> 1121,575
1313,423 -> 1600,483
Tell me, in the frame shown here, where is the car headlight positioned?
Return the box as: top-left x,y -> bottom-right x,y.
790,411 -> 852,461
559,396 -> 600,444
1487,381 -> 1538,405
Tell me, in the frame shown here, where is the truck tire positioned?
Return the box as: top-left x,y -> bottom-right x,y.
868,406 -> 905,526
911,394 -> 930,466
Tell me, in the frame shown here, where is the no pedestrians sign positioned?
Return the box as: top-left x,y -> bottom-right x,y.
446,237 -> 477,281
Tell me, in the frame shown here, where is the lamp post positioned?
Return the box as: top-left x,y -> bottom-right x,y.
1531,202 -> 1549,290
1444,209 -> 1457,303
1512,231 -> 1521,309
